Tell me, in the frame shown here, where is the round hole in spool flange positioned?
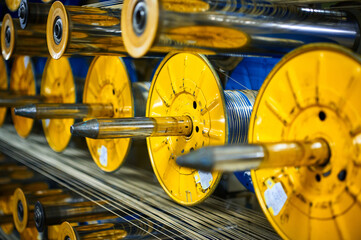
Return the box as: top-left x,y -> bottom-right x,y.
132,1 -> 147,36
193,101 -> 197,109
338,169 -> 347,181
315,174 -> 321,182
195,126 -> 199,132
319,111 -> 326,121
53,16 -> 63,45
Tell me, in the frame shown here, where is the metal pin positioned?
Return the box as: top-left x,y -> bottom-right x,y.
14,103 -> 114,119
176,139 -> 330,172
71,116 -> 193,139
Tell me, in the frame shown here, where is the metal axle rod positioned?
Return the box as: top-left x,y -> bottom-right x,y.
14,103 -> 114,119
176,139 -> 330,171
71,116 -> 193,139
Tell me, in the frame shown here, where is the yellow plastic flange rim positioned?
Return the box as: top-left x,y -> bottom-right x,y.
249,44 -> 361,239
1,14 -> 15,61
122,0 -> 159,58
58,222 -> 76,240
0,57 -> 8,127
10,56 -> 36,138
146,52 -> 226,206
41,57 -> 75,152
5,0 -> 20,12
47,1 -> 69,60
83,56 -> 134,172
12,188 -> 28,233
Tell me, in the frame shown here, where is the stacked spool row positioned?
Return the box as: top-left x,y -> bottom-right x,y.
0,153 -> 166,240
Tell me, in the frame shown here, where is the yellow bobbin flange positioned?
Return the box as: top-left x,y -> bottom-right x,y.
12,188 -> 28,233
10,56 -> 36,138
46,1 -> 69,60
83,56 -> 134,172
41,57 -> 75,152
58,222 -> 77,240
122,0 -> 159,58
249,44 -> 361,239
5,0 -> 20,12
0,57 -> 8,127
1,14 -> 15,61
146,52 -> 226,205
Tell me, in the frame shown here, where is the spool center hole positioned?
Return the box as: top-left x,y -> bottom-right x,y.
5,26 -> 11,47
132,1 -> 147,36
53,16 -> 63,45
17,200 -> 24,222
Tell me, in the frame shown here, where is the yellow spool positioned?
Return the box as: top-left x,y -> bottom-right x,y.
0,57 -> 8,127
249,44 -> 361,239
83,56 -> 134,172
10,56 -> 36,138
12,188 -> 28,233
46,1 -> 69,60
146,52 -> 226,205
41,57 -> 75,152
5,0 -> 20,12
1,14 -> 15,61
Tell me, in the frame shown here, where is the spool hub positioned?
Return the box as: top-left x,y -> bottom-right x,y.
12,188 -> 28,233
122,0 -> 159,58
41,57 -> 75,152
47,1 -> 69,60
146,52 -> 227,205
83,56 -> 134,172
249,44 -> 361,239
10,56 -> 36,138
1,14 -> 15,61
0,57 -> 8,127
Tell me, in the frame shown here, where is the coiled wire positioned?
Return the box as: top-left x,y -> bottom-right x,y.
224,90 -> 257,144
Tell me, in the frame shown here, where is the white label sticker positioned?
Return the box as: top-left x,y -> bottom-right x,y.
98,145 -> 108,167
194,170 -> 213,190
264,182 -> 287,216
45,119 -> 50,127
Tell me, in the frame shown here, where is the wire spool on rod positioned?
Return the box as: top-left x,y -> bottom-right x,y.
121,0 -> 361,58
15,56 -> 147,171
34,200 -> 117,233
12,187 -> 84,233
71,52 -> 259,205
57,217 -> 169,240
40,57 -> 77,152
177,44 -> 361,239
46,1 -> 127,60
18,0 -> 52,30
1,14 -> 48,60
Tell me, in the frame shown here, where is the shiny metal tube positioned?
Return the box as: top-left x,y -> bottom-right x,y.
1,14 -> 48,60
123,0 -> 360,58
71,116 -> 193,139
18,0 -> 51,29
176,139 -> 330,172
0,95 -> 46,107
47,1 -> 126,59
34,201 -> 115,233
14,103 -> 114,119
